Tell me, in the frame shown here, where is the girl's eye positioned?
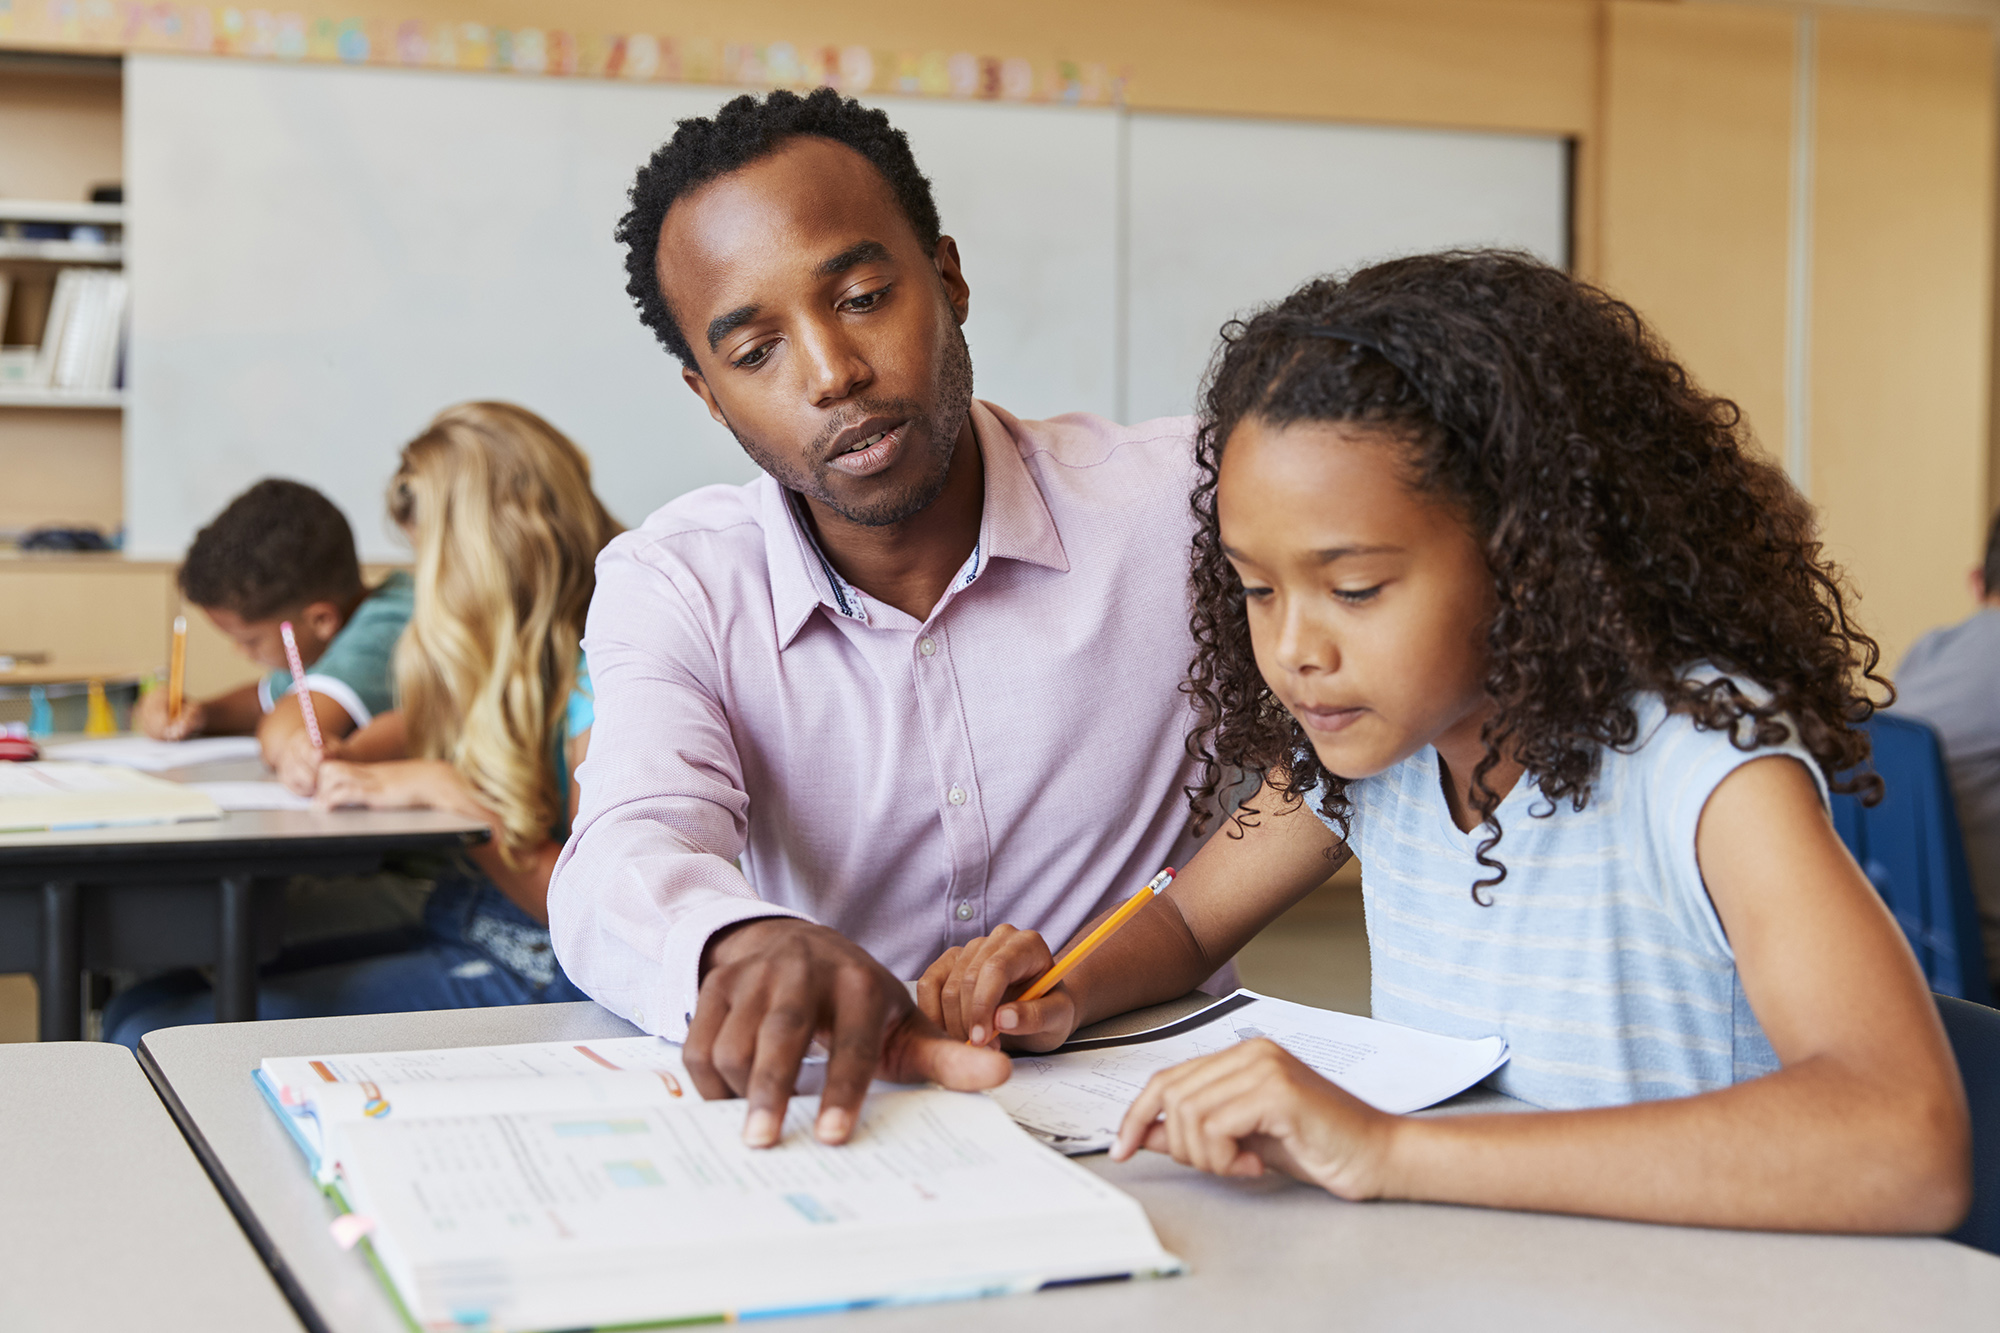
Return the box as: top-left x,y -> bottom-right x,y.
1332,585 -> 1383,605
1239,584 -> 1274,601
732,341 -> 774,370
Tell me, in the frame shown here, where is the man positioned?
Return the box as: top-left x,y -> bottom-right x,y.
1894,508 -> 2000,993
549,89 -> 1217,1148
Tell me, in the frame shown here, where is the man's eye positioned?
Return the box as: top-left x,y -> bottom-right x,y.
1333,585 -> 1383,605
732,342 -> 773,370
843,285 -> 889,312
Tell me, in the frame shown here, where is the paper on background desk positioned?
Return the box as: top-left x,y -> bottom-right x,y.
186,781 -> 313,812
42,735 -> 264,771
0,761 -> 223,833
989,990 -> 1509,1154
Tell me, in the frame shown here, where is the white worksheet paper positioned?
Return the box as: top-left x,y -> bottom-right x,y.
990,990 -> 1509,1153
42,734 -> 264,771
186,781 -> 312,811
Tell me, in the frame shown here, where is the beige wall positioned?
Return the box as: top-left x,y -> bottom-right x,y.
3,0 -> 1996,668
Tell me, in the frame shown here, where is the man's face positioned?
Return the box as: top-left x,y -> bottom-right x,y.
658,136 -> 974,527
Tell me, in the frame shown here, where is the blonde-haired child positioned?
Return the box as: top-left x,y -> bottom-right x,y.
107,402 -> 620,1043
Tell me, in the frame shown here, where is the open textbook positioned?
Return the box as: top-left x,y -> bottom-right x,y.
991,990 -> 1511,1154
257,1035 -> 1182,1331
0,761 -> 222,833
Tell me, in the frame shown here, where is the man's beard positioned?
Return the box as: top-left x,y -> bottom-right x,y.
725,323 -> 975,528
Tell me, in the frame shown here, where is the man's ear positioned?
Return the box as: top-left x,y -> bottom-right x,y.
300,599 -> 346,645
683,366 -> 730,429
1973,565 -> 1990,603
932,236 -> 970,326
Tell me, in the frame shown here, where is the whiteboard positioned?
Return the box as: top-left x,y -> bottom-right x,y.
1125,115 -> 1570,422
124,56 -> 1119,559
124,55 -> 1564,559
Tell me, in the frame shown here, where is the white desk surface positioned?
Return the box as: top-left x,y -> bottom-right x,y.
141,1000 -> 2000,1333
0,1041 -> 300,1332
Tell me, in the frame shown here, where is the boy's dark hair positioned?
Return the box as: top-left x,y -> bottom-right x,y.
1186,250 -> 1887,900
616,87 -> 942,371
1984,508 -> 2000,596
179,479 -> 364,621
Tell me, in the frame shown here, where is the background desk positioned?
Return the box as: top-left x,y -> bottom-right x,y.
0,1041 -> 301,1331
140,1001 -> 2000,1333
0,751 -> 485,1040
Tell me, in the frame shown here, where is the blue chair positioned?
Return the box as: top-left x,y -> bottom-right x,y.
1937,994 -> 2000,1255
1831,715 -> 1993,1005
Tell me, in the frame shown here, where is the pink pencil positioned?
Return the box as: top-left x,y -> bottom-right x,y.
278,620 -> 324,752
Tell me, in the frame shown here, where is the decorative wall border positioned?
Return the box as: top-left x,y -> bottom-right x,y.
0,1 -> 1127,105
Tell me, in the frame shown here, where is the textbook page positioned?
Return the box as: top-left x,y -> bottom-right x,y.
0,761 -> 223,833
990,990 -> 1509,1154
332,1088 -> 1182,1330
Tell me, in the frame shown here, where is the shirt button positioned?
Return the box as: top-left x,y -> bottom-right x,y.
948,784 -> 966,806
633,1008 -> 644,1026
955,901 -> 974,921
919,637 -> 937,657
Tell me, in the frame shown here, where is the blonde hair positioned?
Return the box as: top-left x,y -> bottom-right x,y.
389,402 -> 621,862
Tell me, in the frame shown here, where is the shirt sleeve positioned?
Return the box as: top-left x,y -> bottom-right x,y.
547,541 -> 807,1039
293,573 -> 415,725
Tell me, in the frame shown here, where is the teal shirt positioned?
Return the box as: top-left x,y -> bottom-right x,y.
259,570 -> 415,726
554,653 -> 593,840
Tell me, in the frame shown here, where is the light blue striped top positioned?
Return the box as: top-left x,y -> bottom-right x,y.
1320,687 -> 1825,1110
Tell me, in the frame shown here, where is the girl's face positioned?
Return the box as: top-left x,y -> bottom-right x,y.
1216,416 -> 1496,781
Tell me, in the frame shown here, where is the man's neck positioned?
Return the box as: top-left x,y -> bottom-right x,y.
800,419 -> 985,623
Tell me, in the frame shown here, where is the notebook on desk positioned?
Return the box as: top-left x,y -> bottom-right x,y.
0,761 -> 223,834
256,1035 -> 1182,1331
992,990 -> 1512,1154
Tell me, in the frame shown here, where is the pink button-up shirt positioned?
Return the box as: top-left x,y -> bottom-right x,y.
549,401 -> 1216,1039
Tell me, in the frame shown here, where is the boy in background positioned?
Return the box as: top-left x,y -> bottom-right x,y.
1895,507 -> 2000,993
135,478 -> 413,792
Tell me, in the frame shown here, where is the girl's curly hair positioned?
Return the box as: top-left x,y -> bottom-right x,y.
1186,250 -> 1886,899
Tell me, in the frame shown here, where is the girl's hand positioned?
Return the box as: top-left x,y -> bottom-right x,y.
313,758 -> 453,812
1110,1038 -> 1398,1199
915,924 -> 1077,1051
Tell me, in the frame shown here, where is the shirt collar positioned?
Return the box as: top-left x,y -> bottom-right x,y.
762,400 -> 1071,650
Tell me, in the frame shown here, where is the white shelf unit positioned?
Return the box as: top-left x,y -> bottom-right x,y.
0,197 -> 127,410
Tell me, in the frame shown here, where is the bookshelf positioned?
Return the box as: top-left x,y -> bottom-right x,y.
0,52 -> 124,543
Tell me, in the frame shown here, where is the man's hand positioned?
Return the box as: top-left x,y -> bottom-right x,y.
688,917 -> 1011,1149
135,688 -> 205,741
916,924 -> 1078,1052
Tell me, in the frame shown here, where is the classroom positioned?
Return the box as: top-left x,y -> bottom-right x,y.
2,0 -> 1999,1327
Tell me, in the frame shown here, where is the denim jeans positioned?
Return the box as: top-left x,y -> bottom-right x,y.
103,870 -> 587,1050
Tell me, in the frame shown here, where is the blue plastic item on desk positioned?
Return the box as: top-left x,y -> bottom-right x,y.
27,685 -> 53,739
1831,714 -> 1993,1005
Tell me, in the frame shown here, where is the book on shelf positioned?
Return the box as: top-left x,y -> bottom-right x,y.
34,267 -> 127,393
256,1034 -> 1183,1330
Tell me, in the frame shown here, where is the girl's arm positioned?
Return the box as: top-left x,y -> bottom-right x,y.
1114,755 -> 1972,1234
313,729 -> 592,927
917,779 -> 1348,1047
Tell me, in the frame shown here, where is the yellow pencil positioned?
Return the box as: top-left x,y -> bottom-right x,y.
1019,868 -> 1176,1002
167,614 -> 187,723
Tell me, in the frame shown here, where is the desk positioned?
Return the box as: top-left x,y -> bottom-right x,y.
0,1041 -> 301,1331
141,1000 -> 2000,1333
0,751 -> 485,1039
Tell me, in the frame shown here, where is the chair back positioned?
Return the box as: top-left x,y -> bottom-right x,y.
1831,716 -> 1993,1005
1937,994 -> 2000,1255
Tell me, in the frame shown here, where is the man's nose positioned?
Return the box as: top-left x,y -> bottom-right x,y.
798,317 -> 873,407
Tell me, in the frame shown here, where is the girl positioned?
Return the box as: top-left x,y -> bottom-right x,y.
305,400 -> 621,1008
920,253 -> 1970,1232
105,403 -> 620,1046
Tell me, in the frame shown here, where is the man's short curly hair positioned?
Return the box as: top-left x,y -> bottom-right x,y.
616,87 -> 943,371
179,479 -> 364,621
